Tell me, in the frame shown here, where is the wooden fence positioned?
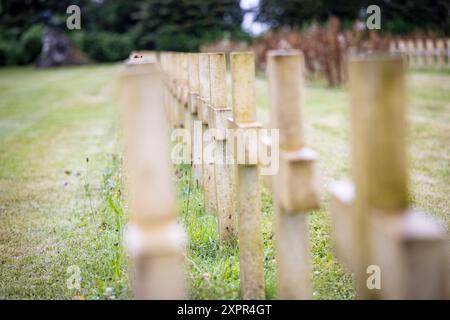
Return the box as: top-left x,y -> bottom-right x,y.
119,49 -> 449,299
389,38 -> 450,68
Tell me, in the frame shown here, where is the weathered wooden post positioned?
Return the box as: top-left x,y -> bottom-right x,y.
199,53 -> 218,215
397,40 -> 407,64
161,52 -> 174,125
160,52 -> 171,126
389,41 -> 397,54
188,53 -> 203,186
229,52 -> 265,299
176,53 -> 185,128
178,52 -> 191,163
180,53 -> 190,131
350,53 -> 408,299
447,39 -> 450,66
330,53 -> 449,299
407,40 -> 416,67
266,50 -> 320,299
119,59 -> 186,299
129,50 -> 157,62
208,52 -> 236,244
169,52 -> 180,128
436,39 -> 445,67
416,39 -> 425,67
426,39 -> 435,67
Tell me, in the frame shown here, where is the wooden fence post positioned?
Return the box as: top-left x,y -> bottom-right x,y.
267,50 -> 320,299
180,53 -> 190,132
169,52 -> 181,128
330,53 -> 449,299
436,39 -> 445,67
199,53 -> 218,215
397,40 -> 407,65
176,53 -> 185,128
447,39 -> 450,66
351,54 -> 408,299
407,40 -> 416,67
229,52 -> 265,299
208,52 -> 236,244
188,53 -> 203,187
425,39 -> 435,67
119,58 -> 186,299
416,39 -> 425,67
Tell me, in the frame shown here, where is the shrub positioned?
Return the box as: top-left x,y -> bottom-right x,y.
74,31 -> 137,62
0,38 -> 23,66
19,24 -> 43,64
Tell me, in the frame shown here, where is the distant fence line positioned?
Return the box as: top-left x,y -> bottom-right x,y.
389,38 -> 450,68
118,49 -> 449,300
203,35 -> 450,86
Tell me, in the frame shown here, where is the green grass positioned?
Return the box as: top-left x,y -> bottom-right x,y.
0,65 -> 448,299
178,69 -> 449,300
0,65 -> 129,299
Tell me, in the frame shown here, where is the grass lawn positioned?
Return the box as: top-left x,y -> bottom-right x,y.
0,64 -> 448,299
0,65 -> 128,299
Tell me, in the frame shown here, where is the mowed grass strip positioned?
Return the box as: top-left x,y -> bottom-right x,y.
179,69 -> 449,299
0,65 -> 129,299
0,65 -> 448,299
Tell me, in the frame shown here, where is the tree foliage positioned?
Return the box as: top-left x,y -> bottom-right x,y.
0,0 -> 246,65
255,0 -> 450,35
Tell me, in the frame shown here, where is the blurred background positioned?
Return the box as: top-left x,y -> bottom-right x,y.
0,0 -> 449,300
1,0 -> 449,64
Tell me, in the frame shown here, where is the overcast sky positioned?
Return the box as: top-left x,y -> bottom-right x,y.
240,0 -> 268,36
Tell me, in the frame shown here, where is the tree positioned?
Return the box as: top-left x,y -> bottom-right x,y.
0,0 -> 247,64
255,0 -> 450,35
134,0 -> 246,51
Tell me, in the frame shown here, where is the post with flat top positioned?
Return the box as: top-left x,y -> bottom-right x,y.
119,59 -> 186,299
407,40 -> 415,68
447,39 -> 450,66
170,52 -> 180,128
436,39 -> 445,67
180,53 -> 190,131
198,53 -> 218,215
267,50 -> 320,299
416,39 -> 425,67
425,39 -> 435,67
176,53 -> 185,128
188,53 -> 203,187
330,53 -> 449,299
229,52 -> 265,299
208,52 -> 236,244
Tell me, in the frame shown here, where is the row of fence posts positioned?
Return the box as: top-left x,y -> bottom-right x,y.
119,49 -> 449,299
389,38 -> 450,68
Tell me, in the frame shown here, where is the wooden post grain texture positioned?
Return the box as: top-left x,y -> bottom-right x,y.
407,40 -> 415,67
119,59 -> 186,299
229,52 -> 265,299
176,53 -> 185,128
349,55 -> 408,213
181,53 -> 190,131
209,52 -> 236,244
170,52 -> 180,128
425,39 -> 435,66
348,54 -> 408,298
199,53 -> 218,215
346,53 -> 449,299
416,39 -> 425,67
436,40 -> 445,67
447,39 -> 450,66
267,50 -> 320,299
188,53 -> 203,186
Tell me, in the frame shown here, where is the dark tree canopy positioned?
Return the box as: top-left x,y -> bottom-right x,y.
255,0 -> 450,35
1,0 -> 449,66
0,0 -> 245,64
